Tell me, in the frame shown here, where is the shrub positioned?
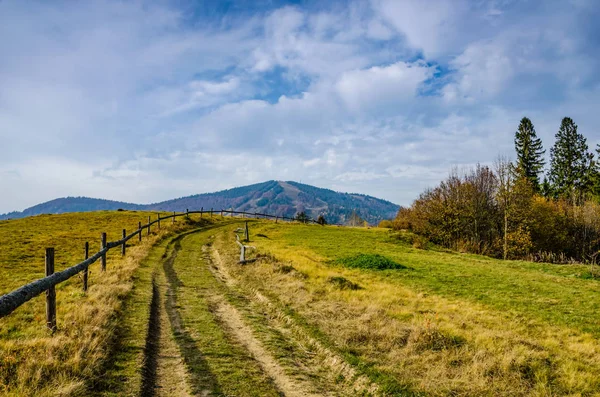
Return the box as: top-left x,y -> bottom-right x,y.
335,253 -> 407,270
327,276 -> 361,290
378,220 -> 393,228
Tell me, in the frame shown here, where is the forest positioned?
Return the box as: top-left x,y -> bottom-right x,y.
394,117 -> 600,263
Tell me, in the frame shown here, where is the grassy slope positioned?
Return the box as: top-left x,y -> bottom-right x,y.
0,211 -> 200,395
242,222 -> 600,395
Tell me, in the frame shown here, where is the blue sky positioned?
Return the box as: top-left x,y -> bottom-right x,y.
1,0 -> 600,213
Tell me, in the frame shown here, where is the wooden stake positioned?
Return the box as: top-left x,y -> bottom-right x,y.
157,214 -> 161,229
101,233 -> 107,271
83,242 -> 89,292
45,248 -> 56,332
138,221 -> 142,242
122,229 -> 126,256
147,216 -> 151,236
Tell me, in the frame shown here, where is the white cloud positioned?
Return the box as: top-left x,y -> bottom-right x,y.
1,0 -> 600,213
336,61 -> 432,111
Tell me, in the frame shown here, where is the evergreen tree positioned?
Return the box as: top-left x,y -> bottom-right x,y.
549,117 -> 593,203
541,176 -> 552,198
514,117 -> 545,192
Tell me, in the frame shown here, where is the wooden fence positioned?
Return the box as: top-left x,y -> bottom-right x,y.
0,208 -> 318,329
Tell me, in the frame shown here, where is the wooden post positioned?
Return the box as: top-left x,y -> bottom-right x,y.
147,216 -> 151,236
101,232 -> 107,271
83,242 -> 89,292
245,221 -> 249,241
45,247 -> 56,332
211,208 -> 213,218
173,211 -> 175,224
240,244 -> 246,263
186,208 -> 189,219
157,214 -> 161,229
122,229 -> 126,256
138,221 -> 142,242
200,207 -> 203,218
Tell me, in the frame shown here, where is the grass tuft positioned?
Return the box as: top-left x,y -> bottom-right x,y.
335,253 -> 407,270
327,276 -> 362,290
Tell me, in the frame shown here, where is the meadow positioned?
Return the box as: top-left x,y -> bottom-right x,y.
2,214 -> 600,396
232,222 -> 600,395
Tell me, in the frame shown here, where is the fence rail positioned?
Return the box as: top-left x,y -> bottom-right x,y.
0,209 -> 319,327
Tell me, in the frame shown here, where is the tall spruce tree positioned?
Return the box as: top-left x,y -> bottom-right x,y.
514,117 -> 545,192
548,117 -> 593,202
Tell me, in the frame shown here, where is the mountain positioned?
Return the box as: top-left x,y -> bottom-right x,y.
0,181 -> 399,225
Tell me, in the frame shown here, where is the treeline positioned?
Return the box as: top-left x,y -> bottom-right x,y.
395,117 -> 600,263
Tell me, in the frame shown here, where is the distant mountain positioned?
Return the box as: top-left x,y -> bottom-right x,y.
0,180 -> 399,225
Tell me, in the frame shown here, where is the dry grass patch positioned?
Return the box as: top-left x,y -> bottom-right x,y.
0,211 -> 210,396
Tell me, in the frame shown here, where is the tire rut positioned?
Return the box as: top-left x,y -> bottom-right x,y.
162,234 -> 221,396
140,276 -> 161,397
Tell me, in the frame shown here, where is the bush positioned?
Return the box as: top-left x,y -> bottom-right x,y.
335,253 -> 407,270
378,220 -> 393,228
327,276 -> 361,290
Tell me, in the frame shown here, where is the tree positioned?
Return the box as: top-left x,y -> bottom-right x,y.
317,214 -> 327,225
549,117 -> 593,203
514,117 -> 545,192
295,211 -> 309,223
347,210 -> 365,227
495,157 -> 513,260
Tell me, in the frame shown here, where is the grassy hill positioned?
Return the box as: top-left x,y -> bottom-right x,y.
0,180 -> 399,225
2,213 -> 599,395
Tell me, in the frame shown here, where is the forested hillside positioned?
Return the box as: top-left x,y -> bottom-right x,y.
1,181 -> 398,225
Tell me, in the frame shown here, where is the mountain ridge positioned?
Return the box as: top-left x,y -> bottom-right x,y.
0,180 -> 399,224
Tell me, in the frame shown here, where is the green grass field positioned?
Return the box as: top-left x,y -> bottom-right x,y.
2,214 -> 600,396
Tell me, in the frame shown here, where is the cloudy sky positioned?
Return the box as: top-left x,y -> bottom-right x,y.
1,0 -> 599,213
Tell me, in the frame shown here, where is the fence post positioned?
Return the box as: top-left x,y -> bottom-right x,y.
122,229 -> 126,256
138,221 -> 142,242
245,221 -> 249,241
173,211 -> 175,224
101,232 -> 107,271
157,214 -> 161,229
211,208 -> 213,218
45,247 -> 56,332
200,207 -> 203,218
83,242 -> 89,292
240,244 -> 245,263
147,216 -> 151,236
186,208 -> 189,219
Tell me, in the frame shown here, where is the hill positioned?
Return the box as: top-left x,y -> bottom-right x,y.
0,181 -> 399,224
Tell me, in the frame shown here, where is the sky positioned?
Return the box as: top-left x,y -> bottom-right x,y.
1,0 -> 600,213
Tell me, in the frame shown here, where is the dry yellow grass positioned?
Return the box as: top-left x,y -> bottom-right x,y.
0,211 -> 208,396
